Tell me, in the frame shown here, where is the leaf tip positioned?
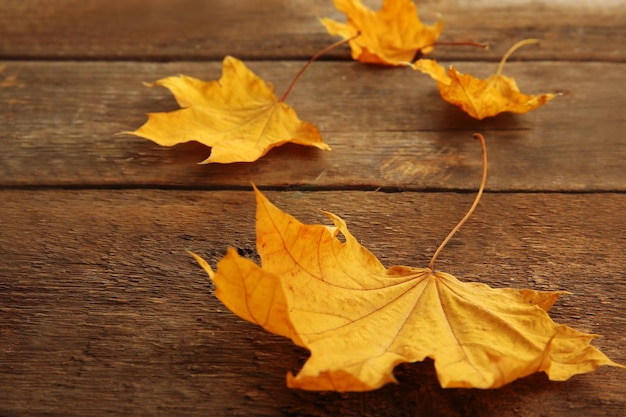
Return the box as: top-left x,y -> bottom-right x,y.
188,250 -> 215,279
251,182 -> 270,207
222,54 -> 239,65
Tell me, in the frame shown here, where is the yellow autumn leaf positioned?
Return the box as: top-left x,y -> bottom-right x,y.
411,39 -> 556,119
195,185 -> 622,392
126,56 -> 329,163
321,0 -> 443,66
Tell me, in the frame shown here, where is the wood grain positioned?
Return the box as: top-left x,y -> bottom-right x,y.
1,0 -> 625,415
1,60 -> 624,191
1,190 -> 624,416
1,0 -> 625,61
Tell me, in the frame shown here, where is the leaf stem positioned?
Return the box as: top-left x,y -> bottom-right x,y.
279,33 -> 360,103
428,133 -> 487,271
495,38 -> 539,77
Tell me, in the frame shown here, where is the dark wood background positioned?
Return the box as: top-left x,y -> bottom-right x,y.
1,1 -> 624,416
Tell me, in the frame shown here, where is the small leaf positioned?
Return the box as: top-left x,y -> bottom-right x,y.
126,56 -> 329,163
321,0 -> 443,66
411,40 -> 556,119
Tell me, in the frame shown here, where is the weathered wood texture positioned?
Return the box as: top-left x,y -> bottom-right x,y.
1,0 -> 625,416
1,0 -> 625,61
2,60 -> 624,191
1,190 -> 625,417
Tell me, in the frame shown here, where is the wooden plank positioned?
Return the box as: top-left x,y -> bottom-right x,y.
0,0 -> 625,61
1,190 -> 624,416
1,60 -> 624,191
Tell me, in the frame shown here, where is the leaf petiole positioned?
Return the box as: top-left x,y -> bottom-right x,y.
279,32 -> 360,103
428,133 -> 487,271
495,38 -> 539,77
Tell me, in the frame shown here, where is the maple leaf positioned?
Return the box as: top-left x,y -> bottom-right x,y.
192,135 -> 623,391
321,0 -> 444,66
126,56 -> 329,163
411,39 -> 556,119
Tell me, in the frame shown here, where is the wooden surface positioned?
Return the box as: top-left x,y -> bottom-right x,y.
1,1 -> 624,416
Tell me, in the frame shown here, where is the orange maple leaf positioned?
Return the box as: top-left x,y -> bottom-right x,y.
126,56 -> 329,163
192,135 -> 623,392
321,0 -> 443,66
411,39 -> 556,119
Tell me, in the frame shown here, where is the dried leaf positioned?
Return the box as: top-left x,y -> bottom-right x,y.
321,0 -> 443,66
411,40 -> 556,119
126,56 -> 329,163
193,186 -> 623,392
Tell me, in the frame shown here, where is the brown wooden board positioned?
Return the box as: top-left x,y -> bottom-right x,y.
1,60 -> 625,191
1,0 -> 625,62
1,190 -> 624,416
1,0 -> 625,416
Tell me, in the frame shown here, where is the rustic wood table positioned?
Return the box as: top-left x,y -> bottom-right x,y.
1,1 -> 625,416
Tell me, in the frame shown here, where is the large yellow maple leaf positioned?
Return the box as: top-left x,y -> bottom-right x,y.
321,0 -> 444,66
193,185 -> 622,392
411,40 -> 556,119
126,56 -> 329,163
